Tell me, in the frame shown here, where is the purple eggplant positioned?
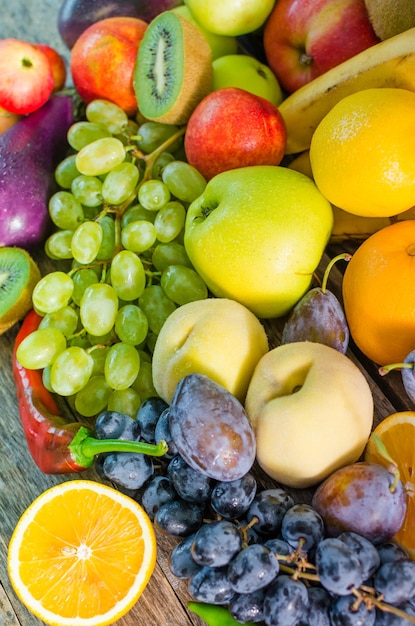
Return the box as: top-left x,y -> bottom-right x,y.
0,94 -> 74,249
58,0 -> 184,49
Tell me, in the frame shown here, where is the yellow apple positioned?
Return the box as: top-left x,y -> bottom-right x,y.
245,341 -> 374,488
151,297 -> 269,404
184,0 -> 275,36
184,166 -> 333,319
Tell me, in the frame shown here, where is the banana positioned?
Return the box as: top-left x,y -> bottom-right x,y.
279,27 -> 415,154
288,151 -> 415,243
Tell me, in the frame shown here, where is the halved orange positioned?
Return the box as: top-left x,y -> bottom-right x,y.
364,412 -> 415,558
8,480 -> 156,625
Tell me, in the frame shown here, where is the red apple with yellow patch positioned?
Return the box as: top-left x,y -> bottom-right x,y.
184,87 -> 287,181
70,16 -> 148,115
34,44 -> 67,92
263,0 -> 379,93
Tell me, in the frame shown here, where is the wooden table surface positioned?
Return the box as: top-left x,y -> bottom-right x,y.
1,3 -> 414,625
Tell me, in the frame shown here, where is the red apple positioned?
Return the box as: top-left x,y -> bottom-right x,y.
184,87 -> 287,181
263,0 -> 380,94
0,39 -> 55,114
34,44 -> 67,92
70,16 -> 148,115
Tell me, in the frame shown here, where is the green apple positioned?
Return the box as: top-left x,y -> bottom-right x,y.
151,298 -> 269,404
171,6 -> 238,60
184,166 -> 333,319
184,0 -> 275,36
245,342 -> 374,488
212,54 -> 283,106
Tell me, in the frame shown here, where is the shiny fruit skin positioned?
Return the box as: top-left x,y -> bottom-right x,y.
312,462 -> 407,545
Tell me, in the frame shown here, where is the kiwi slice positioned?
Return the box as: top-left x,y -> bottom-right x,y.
134,11 -> 212,125
364,0 -> 415,40
0,247 -> 41,334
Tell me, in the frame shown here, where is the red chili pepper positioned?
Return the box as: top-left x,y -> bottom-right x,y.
13,309 -> 167,474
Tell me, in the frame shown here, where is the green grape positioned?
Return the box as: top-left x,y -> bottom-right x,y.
137,349 -> 152,364
76,137 -> 126,176
138,179 -> 171,211
90,346 -> 109,375
96,215 -> 116,260
102,161 -> 140,205
71,268 -> 100,306
71,175 -> 103,208
162,160 -> 207,203
110,250 -> 146,301
136,121 -> 182,154
38,305 -> 79,337
104,342 -> 140,390
130,360 -> 158,401
138,285 -> 176,335
32,271 -> 74,314
16,327 -> 67,369
152,151 -> 175,179
50,346 -> 94,396
115,304 -> 148,345
107,388 -> 141,419
154,201 -> 186,243
161,264 -> 208,305
42,365 -> 53,393
48,191 -> 84,230
152,241 -> 193,271
67,335 -> 91,349
121,204 -> 156,228
71,220 -> 103,264
114,119 -> 139,146
74,375 -> 112,417
86,99 -> 129,135
121,220 -> 157,253
55,154 -> 80,189
67,121 -> 111,151
45,230 -> 74,261
80,282 -> 119,335
87,330 -> 114,346
145,331 -> 158,354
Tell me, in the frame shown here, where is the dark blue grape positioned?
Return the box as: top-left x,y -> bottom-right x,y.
167,454 -> 213,502
263,575 -> 309,626
191,520 -> 242,568
188,565 -> 235,605
154,407 -> 178,458
281,503 -> 325,553
330,594 -> 376,626
155,499 -> 205,537
263,538 -> 295,566
229,588 -> 266,624
297,587 -> 332,626
210,472 -> 257,520
136,396 -> 168,443
169,533 -> 202,579
377,541 -> 410,565
101,451 -> 154,490
247,488 -> 294,535
95,410 -> 141,440
315,537 -> 364,596
337,531 -> 380,580
227,543 -> 279,594
374,559 -> 415,604
140,475 -> 177,521
375,604 -> 415,626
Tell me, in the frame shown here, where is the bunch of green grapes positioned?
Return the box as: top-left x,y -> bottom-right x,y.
17,99 -> 209,420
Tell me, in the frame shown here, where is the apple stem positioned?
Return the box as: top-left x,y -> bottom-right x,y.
379,362 -> 413,376
321,253 -> 352,293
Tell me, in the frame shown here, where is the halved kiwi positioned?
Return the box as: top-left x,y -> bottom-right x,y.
364,0 -> 415,40
134,11 -> 212,125
0,247 -> 41,334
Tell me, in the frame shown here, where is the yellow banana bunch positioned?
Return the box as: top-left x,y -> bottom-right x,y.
288,151 -> 415,243
279,27 -> 415,155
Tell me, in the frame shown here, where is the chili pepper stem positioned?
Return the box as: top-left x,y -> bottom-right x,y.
69,426 -> 168,469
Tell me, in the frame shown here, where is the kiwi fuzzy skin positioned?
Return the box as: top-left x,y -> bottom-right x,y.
364,0 -> 415,39
0,248 -> 41,335
134,12 -> 213,125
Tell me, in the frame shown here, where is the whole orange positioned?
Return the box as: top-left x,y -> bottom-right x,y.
70,16 -> 148,116
342,220 -> 415,366
310,88 -> 415,218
